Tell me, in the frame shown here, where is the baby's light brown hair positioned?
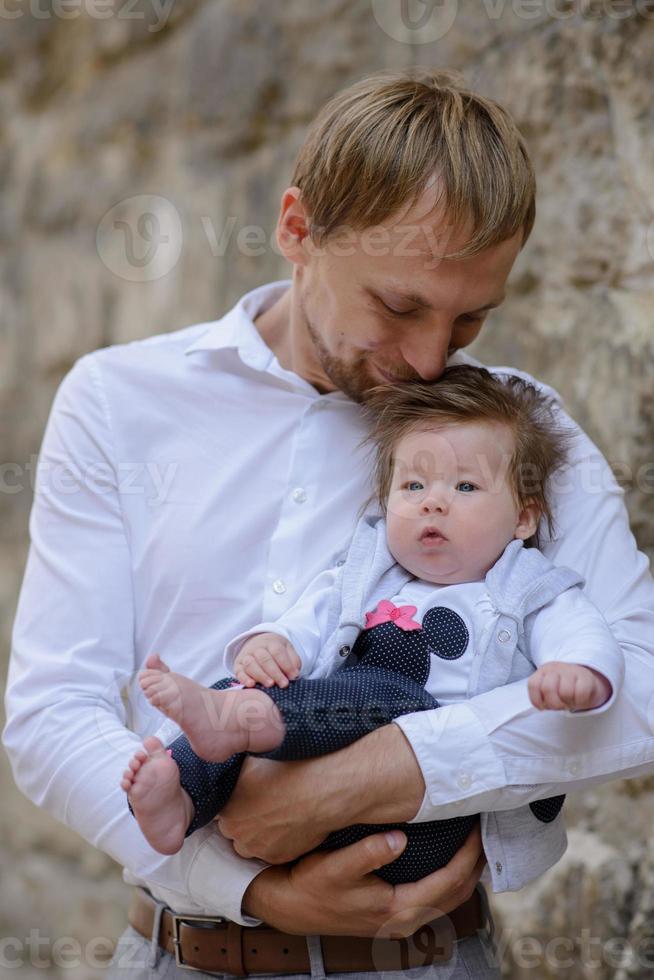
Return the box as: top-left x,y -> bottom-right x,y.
363,365 -> 571,547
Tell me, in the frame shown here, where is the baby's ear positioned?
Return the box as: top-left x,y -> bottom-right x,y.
515,500 -> 541,541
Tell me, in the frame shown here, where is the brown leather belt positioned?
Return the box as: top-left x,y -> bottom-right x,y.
128,885 -> 486,975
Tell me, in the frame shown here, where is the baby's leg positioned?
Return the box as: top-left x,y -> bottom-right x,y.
139,654 -> 286,760
255,665 -> 439,761
121,736 -> 195,854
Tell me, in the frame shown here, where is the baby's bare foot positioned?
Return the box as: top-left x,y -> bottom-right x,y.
121,736 -> 194,854
139,656 -> 285,760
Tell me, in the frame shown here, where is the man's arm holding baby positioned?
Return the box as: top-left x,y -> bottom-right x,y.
2,356 -> 485,938
220,413 -> 654,863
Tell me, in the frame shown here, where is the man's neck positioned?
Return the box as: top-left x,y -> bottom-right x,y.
254,279 -> 336,394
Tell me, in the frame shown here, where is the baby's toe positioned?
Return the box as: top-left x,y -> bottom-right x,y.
145,653 -> 170,673
143,735 -> 165,755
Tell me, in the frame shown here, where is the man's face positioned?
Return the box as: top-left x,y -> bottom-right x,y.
287,187 -> 523,402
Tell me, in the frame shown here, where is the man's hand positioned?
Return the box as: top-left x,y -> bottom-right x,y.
242,823 -> 486,937
216,725 -> 425,863
528,661 -> 612,712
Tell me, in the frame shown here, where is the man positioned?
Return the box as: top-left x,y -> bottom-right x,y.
4,68 -> 654,979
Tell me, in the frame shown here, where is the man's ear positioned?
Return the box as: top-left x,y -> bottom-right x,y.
275,187 -> 312,267
515,500 -> 541,541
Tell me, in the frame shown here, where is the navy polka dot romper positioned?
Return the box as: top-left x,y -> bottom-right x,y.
138,601 -> 563,884
150,603 -> 473,885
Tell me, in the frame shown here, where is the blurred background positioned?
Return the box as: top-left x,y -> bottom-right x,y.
1,0 -> 653,976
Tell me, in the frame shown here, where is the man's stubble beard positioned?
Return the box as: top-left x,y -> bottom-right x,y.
301,294 -> 417,403
301,301 -> 376,404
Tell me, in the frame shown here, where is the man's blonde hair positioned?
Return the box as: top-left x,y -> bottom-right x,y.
292,68 -> 535,258
363,366 -> 570,546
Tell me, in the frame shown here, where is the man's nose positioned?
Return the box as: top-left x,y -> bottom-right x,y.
399,322 -> 450,382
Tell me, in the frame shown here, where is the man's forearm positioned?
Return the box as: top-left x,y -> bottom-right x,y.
218,724 -> 425,864
316,723 -> 425,826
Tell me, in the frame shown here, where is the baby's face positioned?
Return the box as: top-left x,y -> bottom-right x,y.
385,421 -> 539,585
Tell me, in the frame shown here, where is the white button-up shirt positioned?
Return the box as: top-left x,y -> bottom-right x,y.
3,280 -> 654,924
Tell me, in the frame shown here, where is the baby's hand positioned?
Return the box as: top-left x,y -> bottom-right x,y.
528,661 -> 612,712
233,633 -> 302,688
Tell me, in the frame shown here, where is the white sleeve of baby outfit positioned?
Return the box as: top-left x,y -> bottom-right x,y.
224,566 -> 339,676
526,586 -> 625,714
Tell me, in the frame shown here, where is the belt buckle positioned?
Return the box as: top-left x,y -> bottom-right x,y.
171,912 -> 227,972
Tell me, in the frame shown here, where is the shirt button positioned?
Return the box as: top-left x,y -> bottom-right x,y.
272,579 -> 286,595
335,559 -> 346,568
498,630 -> 511,643
495,861 -> 503,874
292,488 -> 307,504
457,772 -> 472,790
339,645 -> 351,657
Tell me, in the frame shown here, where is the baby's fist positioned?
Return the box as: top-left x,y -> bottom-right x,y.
528,661 -> 611,712
233,633 -> 301,689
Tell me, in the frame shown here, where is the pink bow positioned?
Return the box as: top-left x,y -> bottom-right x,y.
364,599 -> 421,632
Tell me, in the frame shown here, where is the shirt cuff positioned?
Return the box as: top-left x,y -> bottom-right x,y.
186,827 -> 270,926
394,700 -> 510,823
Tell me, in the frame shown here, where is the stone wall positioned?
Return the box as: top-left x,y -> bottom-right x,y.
1,1 -> 653,976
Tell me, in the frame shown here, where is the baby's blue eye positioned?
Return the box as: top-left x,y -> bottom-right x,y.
406,481 -> 424,492
457,482 -> 476,493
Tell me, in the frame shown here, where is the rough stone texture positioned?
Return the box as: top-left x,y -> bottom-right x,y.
1,2 -> 653,977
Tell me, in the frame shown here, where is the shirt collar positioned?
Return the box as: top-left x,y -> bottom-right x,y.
184,279 -> 350,401
183,280 -> 292,370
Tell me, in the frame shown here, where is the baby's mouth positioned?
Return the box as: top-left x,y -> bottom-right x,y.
419,526 -> 447,543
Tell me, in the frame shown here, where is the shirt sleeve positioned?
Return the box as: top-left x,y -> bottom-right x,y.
394,404 -> 654,823
526,586 -> 625,713
224,566 -> 338,675
1,355 -> 268,926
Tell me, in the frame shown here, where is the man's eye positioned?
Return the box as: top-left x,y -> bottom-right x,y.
404,481 -> 424,492
457,482 -> 477,492
381,301 -> 418,318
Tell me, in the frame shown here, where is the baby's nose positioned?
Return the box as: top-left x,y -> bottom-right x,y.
421,492 -> 448,514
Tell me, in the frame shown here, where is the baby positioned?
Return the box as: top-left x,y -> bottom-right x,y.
122,365 -> 623,884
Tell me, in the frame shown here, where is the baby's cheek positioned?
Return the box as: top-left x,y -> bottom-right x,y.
386,497 -> 421,523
